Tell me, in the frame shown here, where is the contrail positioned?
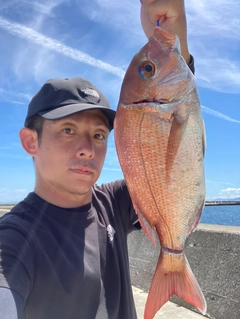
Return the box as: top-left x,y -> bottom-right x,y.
1,15 -> 239,125
0,16 -> 125,78
201,105 -> 240,123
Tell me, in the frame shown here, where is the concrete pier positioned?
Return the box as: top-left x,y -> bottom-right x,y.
0,205 -> 14,216
132,286 -> 206,318
128,224 -> 240,319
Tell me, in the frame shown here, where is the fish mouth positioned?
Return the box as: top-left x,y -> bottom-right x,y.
131,99 -> 173,109
133,99 -> 170,105
121,98 -> 176,110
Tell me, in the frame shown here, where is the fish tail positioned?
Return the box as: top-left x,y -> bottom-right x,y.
144,250 -> 207,319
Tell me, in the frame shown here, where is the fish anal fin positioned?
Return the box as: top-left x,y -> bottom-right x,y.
144,251 -> 207,319
166,110 -> 188,180
133,204 -> 157,246
188,199 -> 205,236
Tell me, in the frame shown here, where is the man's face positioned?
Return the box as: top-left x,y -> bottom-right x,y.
33,109 -> 109,206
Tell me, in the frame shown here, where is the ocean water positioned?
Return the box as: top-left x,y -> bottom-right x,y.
1,204 -> 240,226
200,205 -> 240,226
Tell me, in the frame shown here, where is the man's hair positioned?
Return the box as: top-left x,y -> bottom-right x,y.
24,115 -> 45,143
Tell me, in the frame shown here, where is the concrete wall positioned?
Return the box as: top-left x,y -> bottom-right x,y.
127,224 -> 240,319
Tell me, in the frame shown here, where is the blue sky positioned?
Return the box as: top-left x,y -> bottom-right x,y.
0,0 -> 239,203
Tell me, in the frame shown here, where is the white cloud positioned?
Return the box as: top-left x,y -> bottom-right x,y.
219,187 -> 240,199
187,0 -> 240,39
1,0 -> 240,95
76,0 -> 142,35
0,16 -> 125,78
186,0 -> 240,94
31,0 -> 67,17
195,57 -> 240,94
0,88 -> 31,103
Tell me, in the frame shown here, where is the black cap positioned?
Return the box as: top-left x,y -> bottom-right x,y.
25,77 -> 116,130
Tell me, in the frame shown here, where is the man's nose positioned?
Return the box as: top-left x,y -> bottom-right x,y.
76,136 -> 95,158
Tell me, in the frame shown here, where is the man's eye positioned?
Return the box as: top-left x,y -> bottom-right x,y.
63,128 -> 74,134
94,133 -> 105,140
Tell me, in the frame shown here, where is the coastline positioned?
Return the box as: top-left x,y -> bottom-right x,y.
1,202 -> 240,208
205,201 -> 240,206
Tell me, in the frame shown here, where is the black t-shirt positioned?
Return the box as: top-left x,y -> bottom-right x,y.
0,180 -> 139,319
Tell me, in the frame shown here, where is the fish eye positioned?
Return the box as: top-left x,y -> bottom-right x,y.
139,61 -> 155,78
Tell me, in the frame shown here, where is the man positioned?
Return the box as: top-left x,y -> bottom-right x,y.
0,1 -> 194,318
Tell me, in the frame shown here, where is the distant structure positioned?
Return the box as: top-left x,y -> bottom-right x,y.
205,201 -> 240,206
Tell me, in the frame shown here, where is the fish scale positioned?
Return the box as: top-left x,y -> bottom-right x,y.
114,26 -> 206,319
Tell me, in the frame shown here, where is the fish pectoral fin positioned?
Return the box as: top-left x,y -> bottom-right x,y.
166,109 -> 188,179
133,204 -> 157,246
144,250 -> 207,319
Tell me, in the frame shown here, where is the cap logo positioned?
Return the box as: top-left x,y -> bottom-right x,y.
81,88 -> 99,99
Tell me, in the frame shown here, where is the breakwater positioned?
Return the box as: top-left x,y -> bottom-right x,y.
205,201 -> 240,206
127,224 -> 240,319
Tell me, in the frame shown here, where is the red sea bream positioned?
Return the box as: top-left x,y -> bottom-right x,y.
114,27 -> 207,319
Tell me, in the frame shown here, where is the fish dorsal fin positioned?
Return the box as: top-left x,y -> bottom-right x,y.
133,203 -> 157,246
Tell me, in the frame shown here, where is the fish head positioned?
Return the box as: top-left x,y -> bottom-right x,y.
118,27 -> 196,107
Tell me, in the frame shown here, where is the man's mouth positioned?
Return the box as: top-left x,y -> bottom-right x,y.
70,166 -> 93,175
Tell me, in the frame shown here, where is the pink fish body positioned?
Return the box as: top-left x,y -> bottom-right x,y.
114,27 -> 206,319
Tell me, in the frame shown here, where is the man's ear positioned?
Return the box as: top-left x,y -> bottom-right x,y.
19,128 -> 39,156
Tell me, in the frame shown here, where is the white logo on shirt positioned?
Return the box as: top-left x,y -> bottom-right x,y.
107,224 -> 115,244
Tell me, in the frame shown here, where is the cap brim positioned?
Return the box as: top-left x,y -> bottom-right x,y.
39,103 -> 116,130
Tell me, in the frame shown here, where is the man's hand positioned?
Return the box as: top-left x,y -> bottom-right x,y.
140,0 -> 191,64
